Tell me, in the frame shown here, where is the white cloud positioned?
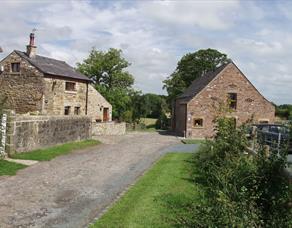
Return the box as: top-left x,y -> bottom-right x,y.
0,0 -> 292,104
139,0 -> 240,30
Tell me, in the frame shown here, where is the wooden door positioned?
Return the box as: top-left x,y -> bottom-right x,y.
103,108 -> 109,122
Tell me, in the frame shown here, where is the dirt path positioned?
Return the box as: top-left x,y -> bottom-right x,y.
0,132 -> 180,228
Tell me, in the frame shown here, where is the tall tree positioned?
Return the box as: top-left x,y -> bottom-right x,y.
163,48 -> 229,101
77,48 -> 134,90
77,48 -> 135,120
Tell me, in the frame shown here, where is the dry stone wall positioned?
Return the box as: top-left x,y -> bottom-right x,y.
10,115 -> 92,153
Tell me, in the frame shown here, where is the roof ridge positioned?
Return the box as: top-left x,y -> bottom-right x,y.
14,50 -> 66,63
14,50 -> 90,81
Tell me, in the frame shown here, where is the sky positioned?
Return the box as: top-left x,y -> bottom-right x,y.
0,0 -> 291,105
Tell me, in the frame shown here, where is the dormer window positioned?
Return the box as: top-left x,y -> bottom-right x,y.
65,82 -> 76,91
11,62 -> 20,72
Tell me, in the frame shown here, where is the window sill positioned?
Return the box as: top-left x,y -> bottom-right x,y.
65,90 -> 77,94
192,126 -> 204,129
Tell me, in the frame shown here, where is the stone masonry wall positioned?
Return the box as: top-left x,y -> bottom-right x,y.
0,52 -> 45,114
92,122 -> 126,136
9,114 -> 92,153
87,85 -> 112,122
176,63 -> 275,138
42,77 -> 87,115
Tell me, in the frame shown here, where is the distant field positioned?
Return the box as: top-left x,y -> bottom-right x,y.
140,118 -> 158,129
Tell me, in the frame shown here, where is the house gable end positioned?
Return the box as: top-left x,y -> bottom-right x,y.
187,62 -> 273,109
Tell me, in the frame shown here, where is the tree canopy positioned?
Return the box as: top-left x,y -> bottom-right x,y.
77,48 -> 135,120
275,104 -> 292,120
77,48 -> 134,90
163,48 -> 229,101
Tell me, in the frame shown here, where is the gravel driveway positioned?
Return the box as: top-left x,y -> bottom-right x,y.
0,132 -> 186,228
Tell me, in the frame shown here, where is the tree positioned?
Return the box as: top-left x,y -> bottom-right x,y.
139,94 -> 169,119
77,48 -> 134,90
77,48 -> 135,120
163,48 -> 229,101
276,104 -> 292,120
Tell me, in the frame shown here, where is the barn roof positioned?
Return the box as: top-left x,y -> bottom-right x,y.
178,62 -> 230,100
14,50 -> 91,81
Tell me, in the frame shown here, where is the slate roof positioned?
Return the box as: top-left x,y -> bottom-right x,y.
15,50 -> 91,81
178,62 -> 230,100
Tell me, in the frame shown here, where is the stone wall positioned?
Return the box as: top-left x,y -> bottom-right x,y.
0,51 -> 45,114
42,77 -> 87,115
92,122 -> 126,136
9,114 -> 92,153
87,85 -> 112,122
175,63 -> 275,138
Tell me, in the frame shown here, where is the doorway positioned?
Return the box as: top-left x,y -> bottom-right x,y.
103,108 -> 109,122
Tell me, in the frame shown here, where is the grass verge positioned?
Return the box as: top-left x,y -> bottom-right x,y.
182,139 -> 204,144
93,153 -> 198,227
11,139 -> 101,161
0,160 -> 27,176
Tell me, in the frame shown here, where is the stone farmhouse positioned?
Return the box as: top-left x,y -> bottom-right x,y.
0,33 -> 112,122
173,61 -> 275,138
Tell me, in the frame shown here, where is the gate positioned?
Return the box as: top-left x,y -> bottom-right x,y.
0,113 -> 7,158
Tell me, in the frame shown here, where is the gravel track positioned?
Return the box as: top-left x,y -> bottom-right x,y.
0,132 -> 181,228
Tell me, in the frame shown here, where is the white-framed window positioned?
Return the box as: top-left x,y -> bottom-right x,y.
193,118 -> 203,128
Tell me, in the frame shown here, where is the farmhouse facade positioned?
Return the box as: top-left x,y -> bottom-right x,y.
173,61 -> 275,138
0,33 -> 112,122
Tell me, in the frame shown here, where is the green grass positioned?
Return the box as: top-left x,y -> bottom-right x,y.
11,139 -> 101,161
0,160 -> 27,176
182,139 -> 205,144
140,118 -> 158,128
93,153 -> 198,227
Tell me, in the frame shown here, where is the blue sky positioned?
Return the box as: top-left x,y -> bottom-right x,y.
0,0 -> 292,104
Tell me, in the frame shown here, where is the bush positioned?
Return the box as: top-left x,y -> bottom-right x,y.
167,117 -> 292,227
155,114 -> 170,130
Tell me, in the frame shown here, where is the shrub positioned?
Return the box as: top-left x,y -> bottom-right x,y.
167,117 -> 292,227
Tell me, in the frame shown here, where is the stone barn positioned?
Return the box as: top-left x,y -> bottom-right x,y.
0,33 -> 112,122
173,61 -> 275,138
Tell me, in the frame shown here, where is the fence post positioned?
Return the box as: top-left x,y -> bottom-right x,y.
277,133 -> 281,155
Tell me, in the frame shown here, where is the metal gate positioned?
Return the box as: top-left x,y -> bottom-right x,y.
0,113 -> 7,158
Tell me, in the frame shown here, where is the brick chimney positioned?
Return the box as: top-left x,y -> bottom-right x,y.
26,32 -> 37,58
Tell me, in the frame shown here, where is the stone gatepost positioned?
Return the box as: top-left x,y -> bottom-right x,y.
0,110 -> 15,157
0,112 -> 7,158
4,110 -> 16,156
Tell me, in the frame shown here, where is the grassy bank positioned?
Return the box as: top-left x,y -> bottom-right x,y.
0,160 -> 27,176
93,153 -> 198,227
11,139 -> 100,161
